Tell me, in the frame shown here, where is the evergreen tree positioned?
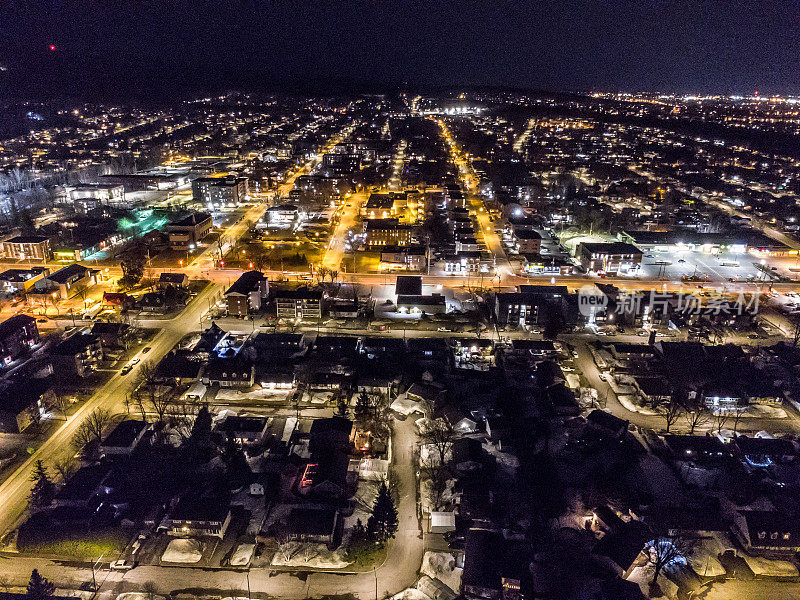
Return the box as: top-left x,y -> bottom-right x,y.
367,482 -> 398,544
223,434 -> 250,491
26,569 -> 55,600
190,406 -> 212,441
29,461 -> 55,509
354,391 -> 373,421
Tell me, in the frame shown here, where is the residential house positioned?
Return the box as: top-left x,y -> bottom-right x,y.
53,464 -> 112,508
202,359 -> 255,388
275,288 -> 323,320
286,508 -> 339,548
90,322 -> 131,350
0,377 -> 54,432
732,511 -> 800,555
225,270 -> 268,316
461,529 -> 505,600
168,490 -> 232,539
100,420 -> 149,457
215,416 -> 269,445
157,272 -> 187,291
51,333 -> 103,377
36,264 -> 96,300
0,314 -> 39,365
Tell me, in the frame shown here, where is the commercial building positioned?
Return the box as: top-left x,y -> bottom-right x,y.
396,294 -> 447,315
69,183 -> 126,212
192,175 -> 249,206
363,219 -> 413,247
361,193 -> 401,219
264,204 -> 302,228
0,236 -> 52,261
578,242 -> 643,274
275,288 -> 323,320
35,263 -> 97,300
0,267 -> 49,293
494,285 -> 570,327
379,245 -> 427,271
99,172 -> 188,191
166,212 -> 212,249
225,270 -> 269,316
440,252 -> 485,273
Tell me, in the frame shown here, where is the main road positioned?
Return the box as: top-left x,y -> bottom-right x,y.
0,125 -> 355,537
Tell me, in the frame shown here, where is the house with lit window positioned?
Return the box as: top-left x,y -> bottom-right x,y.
0,314 -> 39,365
732,511 -> 800,555
275,288 -> 323,320
51,333 -> 103,377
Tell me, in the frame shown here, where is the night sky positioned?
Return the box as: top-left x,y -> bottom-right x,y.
1,0 -> 798,100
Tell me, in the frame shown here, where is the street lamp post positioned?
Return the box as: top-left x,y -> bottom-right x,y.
91,552 -> 106,592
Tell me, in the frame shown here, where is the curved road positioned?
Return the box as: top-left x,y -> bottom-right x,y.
0,417 -> 422,600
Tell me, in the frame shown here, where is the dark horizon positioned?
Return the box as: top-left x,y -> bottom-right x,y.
1,0 -> 798,102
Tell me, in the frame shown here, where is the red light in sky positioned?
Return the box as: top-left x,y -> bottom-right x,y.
49,44 -> 56,51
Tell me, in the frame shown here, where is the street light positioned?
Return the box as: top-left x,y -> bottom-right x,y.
92,552 -> 106,591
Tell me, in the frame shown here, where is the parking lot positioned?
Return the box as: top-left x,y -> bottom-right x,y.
638,248 -> 767,284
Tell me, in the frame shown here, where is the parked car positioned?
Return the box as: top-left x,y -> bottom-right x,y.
110,560 -> 135,571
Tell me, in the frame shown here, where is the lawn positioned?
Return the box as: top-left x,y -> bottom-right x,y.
17,518 -> 130,560
345,539 -> 388,571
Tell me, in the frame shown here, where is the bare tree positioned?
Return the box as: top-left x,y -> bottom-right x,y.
645,536 -> 698,595
658,401 -> 683,433
732,407 -> 746,435
83,408 -> 113,442
420,456 -> 451,511
52,457 -> 76,483
167,401 -> 200,441
420,417 -> 455,467
133,362 -> 174,423
684,403 -> 711,435
52,392 -> 70,421
714,409 -> 730,433
71,408 -> 112,454
142,581 -> 159,600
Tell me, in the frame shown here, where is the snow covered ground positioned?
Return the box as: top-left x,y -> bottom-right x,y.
270,542 -> 350,569
230,543 -> 256,566
161,538 -> 203,564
